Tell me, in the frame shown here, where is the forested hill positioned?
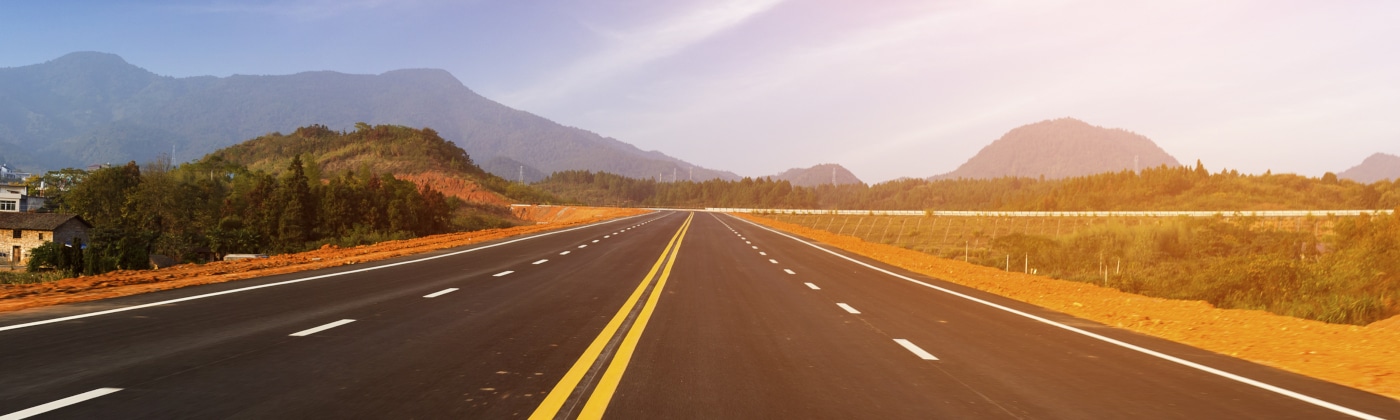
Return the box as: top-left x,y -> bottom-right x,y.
203,124 -> 556,205
770,163 -> 863,187
1340,153 -> 1400,183
535,163 -> 1400,211
934,118 -> 1180,180
0,52 -> 739,181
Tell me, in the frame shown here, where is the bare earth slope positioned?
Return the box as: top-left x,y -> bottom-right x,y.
738,213 -> 1400,400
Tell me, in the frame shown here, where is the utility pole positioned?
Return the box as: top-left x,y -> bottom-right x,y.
673,168 -> 677,183
519,166 -> 524,184
832,167 -> 836,185
689,167 -> 693,181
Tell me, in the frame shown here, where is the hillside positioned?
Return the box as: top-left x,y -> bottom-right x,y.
204,123 -> 558,206
481,156 -> 547,184
934,118 -> 1180,180
0,52 -> 740,181
769,163 -> 863,187
1339,153 -> 1400,183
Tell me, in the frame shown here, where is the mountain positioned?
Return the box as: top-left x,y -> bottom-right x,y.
769,163 -> 863,187
1338,153 -> 1400,183
933,118 -> 1180,180
0,52 -> 740,181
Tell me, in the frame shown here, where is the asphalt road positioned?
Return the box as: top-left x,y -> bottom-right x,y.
1,211 -> 1397,419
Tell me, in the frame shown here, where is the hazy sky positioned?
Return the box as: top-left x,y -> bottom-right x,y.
4,0 -> 1398,182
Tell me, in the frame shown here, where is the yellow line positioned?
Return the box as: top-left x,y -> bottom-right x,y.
529,213 -> 693,420
577,213 -> 691,419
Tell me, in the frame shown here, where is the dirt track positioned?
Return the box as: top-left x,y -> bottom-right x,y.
738,213 -> 1400,401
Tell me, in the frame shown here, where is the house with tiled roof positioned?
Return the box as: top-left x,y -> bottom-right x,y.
0,213 -> 91,267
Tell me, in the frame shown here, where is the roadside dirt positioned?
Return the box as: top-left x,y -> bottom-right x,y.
0,207 -> 644,313
738,213 -> 1400,401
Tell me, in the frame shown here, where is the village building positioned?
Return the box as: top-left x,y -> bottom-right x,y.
1,184 -> 45,212
0,213 -> 91,268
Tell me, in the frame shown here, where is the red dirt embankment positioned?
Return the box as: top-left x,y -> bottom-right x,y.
396,171 -> 511,206
0,207 -> 644,313
737,213 -> 1400,401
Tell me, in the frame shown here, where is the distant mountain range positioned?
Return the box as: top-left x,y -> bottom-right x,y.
768,163 -> 863,187
0,52 -> 740,181
933,118 -> 1180,180
1339,153 -> 1400,183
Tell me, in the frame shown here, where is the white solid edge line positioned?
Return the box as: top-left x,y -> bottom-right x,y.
533,259 -> 549,265
493,271 -> 514,277
894,339 -> 939,361
784,269 -> 796,275
837,303 -> 861,314
290,319 -> 356,337
726,214 -> 1383,420
0,213 -> 656,333
0,388 -> 123,420
423,288 -> 459,298
805,282 -> 820,290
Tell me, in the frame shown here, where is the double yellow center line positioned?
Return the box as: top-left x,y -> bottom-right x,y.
530,212 -> 693,420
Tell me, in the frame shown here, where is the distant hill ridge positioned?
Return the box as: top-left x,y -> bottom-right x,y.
769,163 -> 863,187
0,52 -> 740,181
1339,153 -> 1400,183
934,118 -> 1180,180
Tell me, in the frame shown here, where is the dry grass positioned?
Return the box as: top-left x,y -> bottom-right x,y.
738,213 -> 1400,401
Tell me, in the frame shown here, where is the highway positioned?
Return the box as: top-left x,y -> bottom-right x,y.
1,211 -> 1397,419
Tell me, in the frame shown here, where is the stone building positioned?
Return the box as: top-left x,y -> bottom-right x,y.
0,213 -> 91,268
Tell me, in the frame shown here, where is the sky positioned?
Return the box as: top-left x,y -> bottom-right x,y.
3,0 -> 1398,182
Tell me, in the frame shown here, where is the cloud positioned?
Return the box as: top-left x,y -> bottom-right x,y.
500,0 -> 784,109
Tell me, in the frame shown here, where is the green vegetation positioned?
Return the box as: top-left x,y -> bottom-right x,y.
536,162 -> 1400,211
768,212 -> 1400,325
535,170 -> 816,208
208,123 -> 558,204
25,124 -> 552,278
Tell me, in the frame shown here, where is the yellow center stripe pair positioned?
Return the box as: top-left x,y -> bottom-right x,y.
530,212 -> 694,420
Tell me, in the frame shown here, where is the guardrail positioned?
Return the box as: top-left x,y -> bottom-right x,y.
706,208 -> 1396,217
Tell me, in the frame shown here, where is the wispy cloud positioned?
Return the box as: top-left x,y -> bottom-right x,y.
501,0 -> 784,109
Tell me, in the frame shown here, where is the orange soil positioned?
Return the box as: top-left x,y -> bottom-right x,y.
396,171 -> 512,206
0,207 -> 644,314
511,204 -> 614,224
738,213 -> 1400,401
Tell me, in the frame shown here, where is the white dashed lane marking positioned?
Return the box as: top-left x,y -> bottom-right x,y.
837,303 -> 861,314
805,282 -> 820,290
494,270 -> 515,277
768,259 -> 778,264
290,319 -> 356,337
533,259 -> 548,265
423,288 -> 458,298
784,269 -> 795,275
894,339 -> 940,360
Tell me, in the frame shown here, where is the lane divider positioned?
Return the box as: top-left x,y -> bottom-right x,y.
531,213 -> 694,420
784,269 -> 796,275
726,213 -> 1384,420
0,388 -> 123,420
423,288 -> 458,298
289,319 -> 356,337
533,259 -> 549,265
494,271 -> 515,277
805,283 -> 821,290
894,339 -> 940,361
837,303 -> 861,314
